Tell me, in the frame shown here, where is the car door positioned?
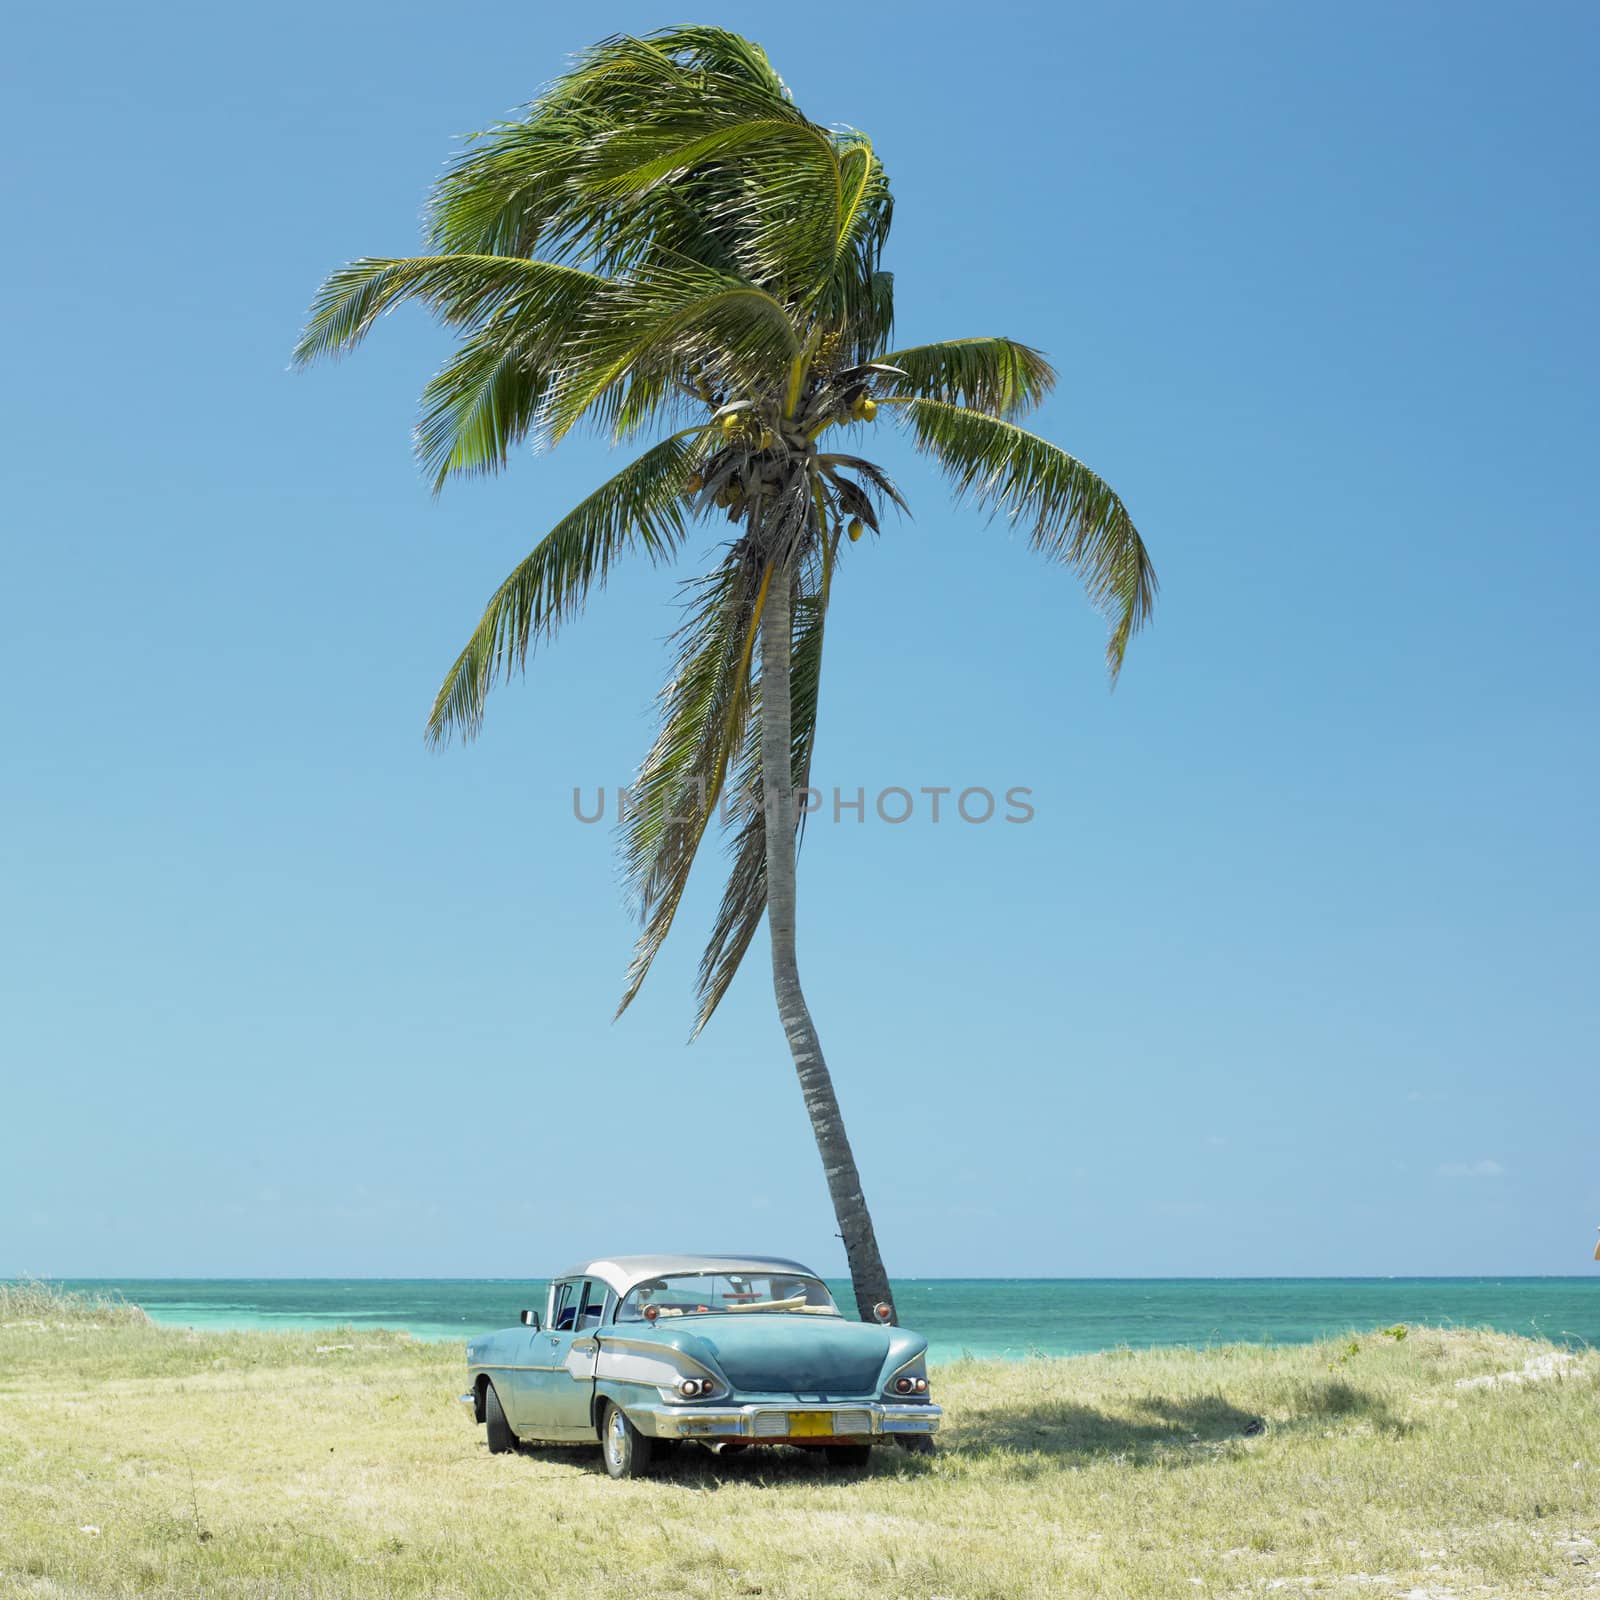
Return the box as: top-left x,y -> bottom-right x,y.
505,1279 -> 576,1437
544,1277 -> 607,1435
514,1278 -> 605,1438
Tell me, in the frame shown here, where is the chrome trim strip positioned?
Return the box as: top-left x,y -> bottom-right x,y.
470,1363 -> 566,1373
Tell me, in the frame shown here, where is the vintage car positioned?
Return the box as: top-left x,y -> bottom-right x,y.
460,1253 -> 941,1477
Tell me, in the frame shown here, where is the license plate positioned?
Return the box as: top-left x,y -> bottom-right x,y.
788,1411 -> 832,1437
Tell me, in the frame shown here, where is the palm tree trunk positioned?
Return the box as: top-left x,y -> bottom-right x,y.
757,558 -> 896,1324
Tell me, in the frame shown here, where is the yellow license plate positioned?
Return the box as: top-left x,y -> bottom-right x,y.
788,1411 -> 832,1437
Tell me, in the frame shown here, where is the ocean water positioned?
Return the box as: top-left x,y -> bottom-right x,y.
60,1278 -> 1598,1364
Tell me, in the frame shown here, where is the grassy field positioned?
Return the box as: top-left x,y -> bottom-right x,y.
1,1285 -> 1596,1599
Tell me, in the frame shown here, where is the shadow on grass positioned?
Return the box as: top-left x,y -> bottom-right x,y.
950,1379 -> 1406,1471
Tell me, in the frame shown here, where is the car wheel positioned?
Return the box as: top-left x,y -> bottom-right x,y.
892,1433 -> 937,1455
484,1383 -> 517,1455
601,1401 -> 654,1480
822,1443 -> 873,1470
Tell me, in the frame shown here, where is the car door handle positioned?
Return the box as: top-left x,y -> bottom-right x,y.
574,1341 -> 597,1355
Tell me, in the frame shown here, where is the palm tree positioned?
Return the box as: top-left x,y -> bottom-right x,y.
295,26 -> 1155,1322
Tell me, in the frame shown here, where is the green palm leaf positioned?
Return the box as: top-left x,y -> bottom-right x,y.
877,338 -> 1055,417
544,269 -> 800,443
622,25 -> 790,96
426,433 -> 704,744
693,573 -> 829,1034
615,551 -> 770,1015
414,320 -> 552,490
808,139 -> 893,336
427,30 -> 808,271
582,117 -> 831,201
902,398 -> 1156,675
292,255 -> 603,367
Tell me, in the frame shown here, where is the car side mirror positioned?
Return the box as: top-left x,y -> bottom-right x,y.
520,1309 -> 540,1330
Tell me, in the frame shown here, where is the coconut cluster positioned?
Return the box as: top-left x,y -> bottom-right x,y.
679,351 -> 899,552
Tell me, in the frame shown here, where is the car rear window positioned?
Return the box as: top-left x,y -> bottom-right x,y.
616,1272 -> 841,1321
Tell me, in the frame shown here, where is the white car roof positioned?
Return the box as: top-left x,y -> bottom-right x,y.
554,1254 -> 821,1297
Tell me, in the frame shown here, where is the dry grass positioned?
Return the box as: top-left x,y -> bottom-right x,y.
0,1281 -> 149,1332
1,1294 -> 1597,1598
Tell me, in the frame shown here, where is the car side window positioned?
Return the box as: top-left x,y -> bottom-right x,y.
549,1281 -> 578,1331
576,1279 -> 608,1331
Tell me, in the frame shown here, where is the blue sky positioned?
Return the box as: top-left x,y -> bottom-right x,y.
3,1 -> 1596,1280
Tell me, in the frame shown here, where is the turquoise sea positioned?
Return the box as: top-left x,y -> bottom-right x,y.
62,1278 -> 1597,1365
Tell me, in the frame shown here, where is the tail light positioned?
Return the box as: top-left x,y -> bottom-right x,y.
894,1376 -> 914,1394
677,1376 -> 715,1399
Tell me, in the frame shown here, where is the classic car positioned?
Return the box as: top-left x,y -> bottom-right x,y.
460,1253 -> 941,1478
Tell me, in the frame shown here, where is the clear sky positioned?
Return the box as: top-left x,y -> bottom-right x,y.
3,1 -> 1596,1281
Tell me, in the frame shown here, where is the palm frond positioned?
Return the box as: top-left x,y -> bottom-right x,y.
426,31 -> 811,274
615,551 -> 770,1015
293,255 -> 603,367
692,572 -> 828,1033
816,453 -> 911,521
633,25 -> 792,98
426,432 -> 704,744
808,138 -> 894,342
543,268 -> 800,444
572,109 -> 854,303
421,22 -> 882,310
425,42 -> 701,260
877,338 -> 1055,417
902,398 -> 1156,676
832,140 -> 879,266
863,270 -> 897,357
414,320 -> 552,490
583,116 -> 827,200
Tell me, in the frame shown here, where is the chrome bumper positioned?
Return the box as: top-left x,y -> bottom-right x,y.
631,1400 -> 941,1441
